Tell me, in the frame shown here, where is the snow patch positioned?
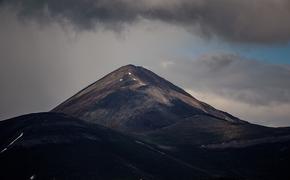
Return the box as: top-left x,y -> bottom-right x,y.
119,78 -> 123,82
8,132 -> 23,146
0,148 -> 7,153
135,140 -> 166,155
135,140 -> 146,146
30,174 -> 36,180
0,132 -> 24,153
128,72 -> 132,75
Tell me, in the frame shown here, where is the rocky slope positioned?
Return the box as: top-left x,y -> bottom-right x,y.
53,64 -> 241,133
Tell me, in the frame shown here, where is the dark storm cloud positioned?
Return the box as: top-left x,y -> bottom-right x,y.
163,53 -> 290,106
1,0 -> 290,44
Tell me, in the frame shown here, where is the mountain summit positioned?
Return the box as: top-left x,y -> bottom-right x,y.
53,64 -> 240,132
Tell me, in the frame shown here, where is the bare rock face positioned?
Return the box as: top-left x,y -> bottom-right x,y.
52,64 -> 241,133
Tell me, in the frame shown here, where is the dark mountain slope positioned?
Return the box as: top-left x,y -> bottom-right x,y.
138,114 -> 290,179
1,113 -> 290,180
145,115 -> 290,147
0,113 -> 210,180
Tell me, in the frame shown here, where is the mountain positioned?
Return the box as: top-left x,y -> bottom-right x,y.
52,64 -> 290,147
52,64 -> 242,133
52,64 -> 290,179
0,113 -> 208,180
1,64 -> 290,179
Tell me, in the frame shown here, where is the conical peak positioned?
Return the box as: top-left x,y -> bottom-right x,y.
107,64 -> 193,98
114,64 -> 148,78
104,65 -> 150,85
96,64 -> 147,88
107,64 -> 141,79
119,64 -> 139,70
52,64 -> 242,129
116,64 -> 145,73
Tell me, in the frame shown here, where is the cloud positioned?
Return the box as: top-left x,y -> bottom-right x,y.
186,89 -> 290,127
0,11 -> 192,120
0,6 -> 289,126
160,53 -> 290,106
1,0 -> 290,44
157,54 -> 290,126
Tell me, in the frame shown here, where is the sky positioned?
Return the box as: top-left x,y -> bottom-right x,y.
0,0 -> 290,127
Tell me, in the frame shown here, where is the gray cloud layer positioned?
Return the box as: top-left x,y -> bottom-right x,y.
1,0 -> 290,44
162,53 -> 290,106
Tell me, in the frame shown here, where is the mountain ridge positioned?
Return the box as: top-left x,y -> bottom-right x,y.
52,64 -> 242,133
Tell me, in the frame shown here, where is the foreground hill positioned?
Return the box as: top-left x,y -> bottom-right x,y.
1,113 -> 290,179
142,115 -> 290,179
0,113 -> 209,180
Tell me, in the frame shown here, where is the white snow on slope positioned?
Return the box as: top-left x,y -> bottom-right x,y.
0,148 -> 7,153
30,174 -> 36,180
135,140 -> 166,155
0,132 -> 24,153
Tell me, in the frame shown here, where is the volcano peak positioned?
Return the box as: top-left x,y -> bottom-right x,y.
53,65 -> 241,132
